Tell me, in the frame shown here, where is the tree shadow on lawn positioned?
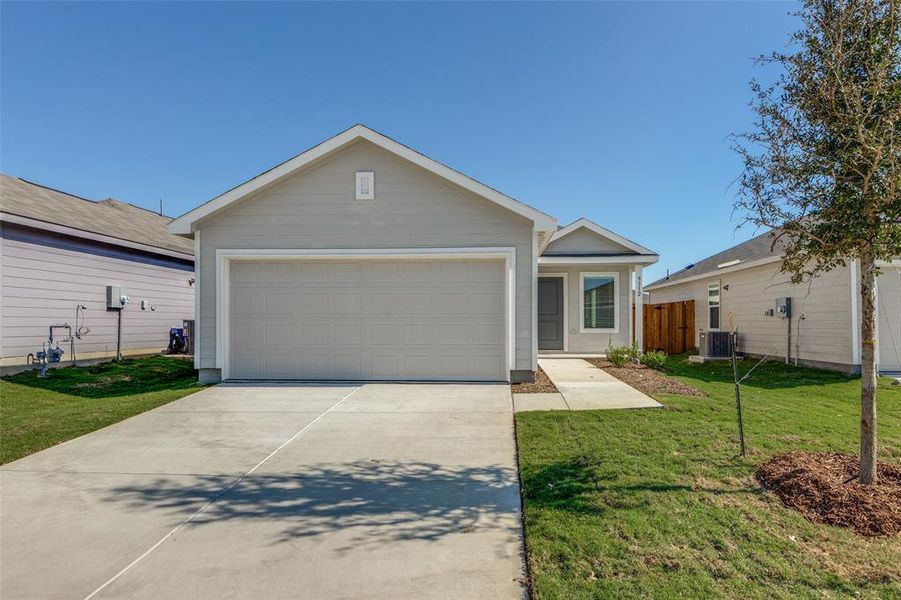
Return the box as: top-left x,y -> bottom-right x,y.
521,458 -> 763,515
105,460 -> 521,553
2,357 -> 199,399
667,358 -> 853,391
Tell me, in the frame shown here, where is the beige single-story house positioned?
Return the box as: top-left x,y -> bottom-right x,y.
644,231 -> 901,374
169,125 -> 658,383
0,174 -> 195,372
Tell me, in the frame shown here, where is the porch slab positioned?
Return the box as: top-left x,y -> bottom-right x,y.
537,358 -> 663,411
512,393 -> 568,412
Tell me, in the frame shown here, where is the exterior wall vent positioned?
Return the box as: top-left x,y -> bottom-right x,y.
355,171 -> 374,200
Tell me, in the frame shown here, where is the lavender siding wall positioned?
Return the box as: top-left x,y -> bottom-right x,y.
1,223 -> 194,363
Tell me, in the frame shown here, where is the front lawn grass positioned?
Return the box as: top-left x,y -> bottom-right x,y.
516,356 -> 901,599
1,356 -> 204,464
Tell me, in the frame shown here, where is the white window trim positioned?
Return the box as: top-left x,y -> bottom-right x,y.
538,272 -> 569,352
579,271 -> 619,334
355,171 -> 374,200
215,247 -> 516,382
707,280 -> 721,331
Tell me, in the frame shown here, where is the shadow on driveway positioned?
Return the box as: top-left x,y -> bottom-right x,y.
105,460 -> 520,552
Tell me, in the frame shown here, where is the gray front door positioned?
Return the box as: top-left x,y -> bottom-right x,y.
538,277 -> 564,350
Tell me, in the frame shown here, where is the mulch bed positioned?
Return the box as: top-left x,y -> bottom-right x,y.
511,367 -> 559,394
756,452 -> 901,537
585,359 -> 705,398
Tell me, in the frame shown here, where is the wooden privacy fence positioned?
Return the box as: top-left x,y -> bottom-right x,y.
641,300 -> 695,354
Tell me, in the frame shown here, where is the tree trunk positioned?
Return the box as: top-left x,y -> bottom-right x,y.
858,252 -> 878,485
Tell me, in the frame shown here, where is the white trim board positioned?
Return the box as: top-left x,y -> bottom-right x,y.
193,230 -> 201,369
171,124 -> 557,235
579,271 -> 620,334
539,255 -> 658,265
531,231 -> 540,370
851,259 -> 860,365
538,272 -> 569,352
549,217 -> 658,256
215,247 -> 517,382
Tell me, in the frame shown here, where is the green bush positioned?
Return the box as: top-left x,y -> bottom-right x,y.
606,345 -> 634,367
641,350 -> 667,370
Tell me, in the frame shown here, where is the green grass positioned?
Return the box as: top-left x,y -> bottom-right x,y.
516,356 -> 901,599
1,356 -> 205,464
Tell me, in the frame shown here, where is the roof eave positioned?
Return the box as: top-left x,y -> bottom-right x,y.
2,212 -> 194,261
644,255 -> 783,291
539,254 -> 659,266
550,217 -> 657,256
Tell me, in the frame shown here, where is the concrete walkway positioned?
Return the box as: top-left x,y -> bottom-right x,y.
1,383 -> 525,599
528,358 -> 663,411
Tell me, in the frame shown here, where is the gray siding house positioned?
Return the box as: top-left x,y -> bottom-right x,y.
645,231 -> 901,374
0,175 -> 195,370
170,125 -> 657,383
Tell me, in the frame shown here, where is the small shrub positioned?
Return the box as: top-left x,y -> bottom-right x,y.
606,345 -> 633,367
641,350 -> 667,370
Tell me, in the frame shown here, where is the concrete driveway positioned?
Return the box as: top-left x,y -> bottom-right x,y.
0,383 -> 525,599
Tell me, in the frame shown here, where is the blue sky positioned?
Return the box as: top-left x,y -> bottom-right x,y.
1,1 -> 798,282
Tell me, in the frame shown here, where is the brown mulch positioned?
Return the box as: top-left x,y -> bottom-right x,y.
511,367 -> 559,394
585,359 -> 705,398
756,452 -> 901,537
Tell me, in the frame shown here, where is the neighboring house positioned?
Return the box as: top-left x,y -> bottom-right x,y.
0,174 -> 195,371
644,231 -> 901,374
169,125 -> 658,383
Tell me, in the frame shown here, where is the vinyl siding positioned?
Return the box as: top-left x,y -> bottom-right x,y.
544,227 -> 633,255
647,262 -> 854,368
538,264 -> 633,352
1,224 -> 194,361
877,266 -> 901,371
195,139 -> 534,373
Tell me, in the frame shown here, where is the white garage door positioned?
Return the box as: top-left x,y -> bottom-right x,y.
878,266 -> 901,372
228,259 -> 507,380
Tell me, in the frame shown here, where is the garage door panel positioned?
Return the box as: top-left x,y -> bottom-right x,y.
300,293 -> 329,313
229,259 -> 506,381
403,294 -> 431,313
371,294 -> 401,313
402,262 -> 434,281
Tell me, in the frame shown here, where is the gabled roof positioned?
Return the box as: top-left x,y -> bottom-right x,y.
169,124 -> 557,235
545,218 -> 658,256
0,174 -> 194,257
644,229 -> 783,291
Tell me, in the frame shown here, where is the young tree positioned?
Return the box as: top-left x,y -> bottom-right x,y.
734,0 -> 900,484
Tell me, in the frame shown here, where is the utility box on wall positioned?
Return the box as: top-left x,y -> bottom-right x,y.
775,297 -> 792,319
106,285 -> 129,309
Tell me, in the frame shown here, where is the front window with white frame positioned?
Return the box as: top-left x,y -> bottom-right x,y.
581,272 -> 618,332
707,280 -> 721,329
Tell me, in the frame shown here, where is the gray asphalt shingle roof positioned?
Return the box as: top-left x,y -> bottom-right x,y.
0,174 -> 194,255
646,229 -> 783,289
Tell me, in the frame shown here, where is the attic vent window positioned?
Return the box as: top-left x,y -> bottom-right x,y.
717,259 -> 742,269
356,171 -> 374,200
